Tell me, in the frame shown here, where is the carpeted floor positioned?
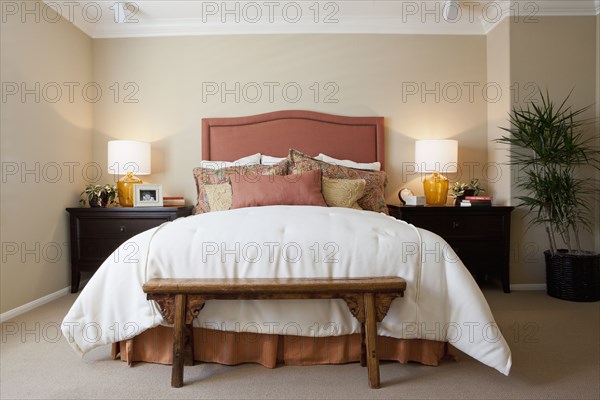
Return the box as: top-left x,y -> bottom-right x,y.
1,288 -> 599,400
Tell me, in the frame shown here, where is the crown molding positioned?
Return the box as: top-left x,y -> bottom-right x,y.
41,1 -> 600,39
481,0 -> 599,34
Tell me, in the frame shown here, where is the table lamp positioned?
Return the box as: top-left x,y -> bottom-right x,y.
108,140 -> 151,207
415,140 -> 458,205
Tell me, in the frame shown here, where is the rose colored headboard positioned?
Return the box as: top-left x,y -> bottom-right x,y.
202,110 -> 385,170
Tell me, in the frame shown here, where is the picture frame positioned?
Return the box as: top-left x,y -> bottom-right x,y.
133,184 -> 163,207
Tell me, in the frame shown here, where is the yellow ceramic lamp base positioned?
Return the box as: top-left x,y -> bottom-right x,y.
117,172 -> 143,207
423,171 -> 449,205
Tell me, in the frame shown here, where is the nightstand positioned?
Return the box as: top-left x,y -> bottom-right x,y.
66,206 -> 193,292
388,205 -> 514,293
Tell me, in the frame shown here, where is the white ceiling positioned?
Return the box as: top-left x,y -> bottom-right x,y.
42,0 -> 600,38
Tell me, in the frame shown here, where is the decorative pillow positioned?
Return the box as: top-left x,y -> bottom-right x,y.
263,154 -> 323,164
199,153 -> 261,169
289,149 -> 388,214
231,169 -> 327,209
318,153 -> 381,171
204,183 -> 232,211
193,160 -> 289,214
322,177 -> 365,209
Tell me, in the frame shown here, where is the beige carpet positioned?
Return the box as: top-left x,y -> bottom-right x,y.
1,288 -> 599,400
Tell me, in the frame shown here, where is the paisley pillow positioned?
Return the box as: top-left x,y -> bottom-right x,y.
288,149 -> 388,214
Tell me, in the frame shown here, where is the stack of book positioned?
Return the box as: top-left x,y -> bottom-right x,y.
163,196 -> 185,207
460,196 -> 492,207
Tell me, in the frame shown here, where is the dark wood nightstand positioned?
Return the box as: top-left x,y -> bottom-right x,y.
388,205 -> 514,293
66,206 -> 193,292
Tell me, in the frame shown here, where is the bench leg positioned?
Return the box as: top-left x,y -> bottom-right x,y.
172,294 -> 186,388
125,339 -> 133,367
360,323 -> 366,367
364,293 -> 380,389
183,324 -> 194,366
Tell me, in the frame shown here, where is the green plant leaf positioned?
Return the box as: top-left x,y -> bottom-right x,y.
496,88 -> 599,254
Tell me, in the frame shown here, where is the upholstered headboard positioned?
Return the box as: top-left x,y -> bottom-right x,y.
201,110 -> 385,170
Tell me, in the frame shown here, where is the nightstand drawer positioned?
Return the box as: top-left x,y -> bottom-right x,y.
407,214 -> 504,240
448,240 -> 503,268
79,238 -> 128,262
78,217 -> 169,239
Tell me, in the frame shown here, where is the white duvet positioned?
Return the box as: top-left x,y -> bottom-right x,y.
62,206 -> 511,375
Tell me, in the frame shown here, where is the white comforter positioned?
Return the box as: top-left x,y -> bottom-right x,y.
62,206 -> 511,375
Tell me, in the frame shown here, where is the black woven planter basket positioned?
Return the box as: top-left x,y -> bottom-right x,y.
545,250 -> 600,302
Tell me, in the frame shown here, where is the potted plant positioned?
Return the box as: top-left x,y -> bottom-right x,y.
450,179 -> 485,206
497,89 -> 599,301
80,184 -> 118,208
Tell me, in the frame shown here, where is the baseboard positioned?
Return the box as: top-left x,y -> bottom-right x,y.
511,283 -> 547,291
0,285 -> 71,323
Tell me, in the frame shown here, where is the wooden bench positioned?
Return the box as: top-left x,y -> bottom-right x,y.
143,277 -> 407,389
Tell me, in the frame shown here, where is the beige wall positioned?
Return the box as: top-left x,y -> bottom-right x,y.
0,3 -> 93,313
486,18 -> 511,207
92,35 -> 488,206
509,16 -> 598,284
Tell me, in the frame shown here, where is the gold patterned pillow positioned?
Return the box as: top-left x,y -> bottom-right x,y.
288,149 -> 388,214
204,183 -> 232,211
322,178 -> 365,209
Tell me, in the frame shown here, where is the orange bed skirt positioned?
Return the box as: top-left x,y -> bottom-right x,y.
112,326 -> 449,368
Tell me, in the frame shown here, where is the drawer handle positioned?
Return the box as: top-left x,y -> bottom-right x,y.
452,221 -> 460,229
119,226 -> 126,233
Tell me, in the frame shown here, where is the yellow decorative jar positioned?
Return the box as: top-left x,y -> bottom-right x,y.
423,172 -> 449,205
117,172 -> 143,207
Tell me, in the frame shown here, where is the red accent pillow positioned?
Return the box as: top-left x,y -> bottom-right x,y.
231,169 -> 327,209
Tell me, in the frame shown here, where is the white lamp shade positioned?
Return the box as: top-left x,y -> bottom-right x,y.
415,140 -> 458,173
107,140 -> 151,175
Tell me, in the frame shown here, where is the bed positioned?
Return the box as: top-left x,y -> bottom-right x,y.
62,110 -> 511,379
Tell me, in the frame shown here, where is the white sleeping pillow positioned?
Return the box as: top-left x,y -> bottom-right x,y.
261,155 -> 286,165
318,153 -> 381,171
200,153 -> 261,169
